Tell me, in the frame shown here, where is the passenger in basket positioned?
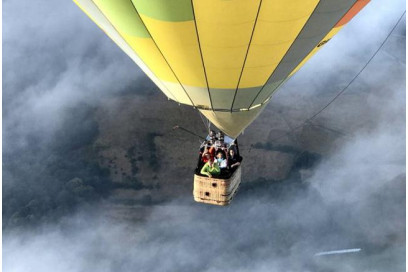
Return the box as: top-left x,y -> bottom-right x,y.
216,131 -> 224,140
215,150 -> 228,169
214,139 -> 222,152
200,158 -> 220,178
228,147 -> 242,170
197,141 -> 209,170
202,145 -> 215,163
208,130 -> 218,143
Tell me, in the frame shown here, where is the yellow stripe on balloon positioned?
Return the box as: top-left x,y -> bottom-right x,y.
74,0 -> 183,102
239,0 -> 319,88
138,14 -> 207,88
193,0 -> 261,89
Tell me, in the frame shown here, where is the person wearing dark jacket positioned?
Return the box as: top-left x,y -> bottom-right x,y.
227,148 -> 242,170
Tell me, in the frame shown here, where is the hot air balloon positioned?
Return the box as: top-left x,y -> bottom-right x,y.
74,0 -> 370,205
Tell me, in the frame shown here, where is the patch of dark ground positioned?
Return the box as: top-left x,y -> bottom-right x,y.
3,104 -> 113,229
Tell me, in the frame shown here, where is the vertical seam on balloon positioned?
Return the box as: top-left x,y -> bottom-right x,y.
191,0 -> 214,112
129,0 -> 196,107
248,0 -> 359,109
247,0 -> 323,109
88,0 -> 180,103
229,0 -> 263,112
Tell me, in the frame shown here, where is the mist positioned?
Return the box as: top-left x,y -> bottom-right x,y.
3,0 -> 405,271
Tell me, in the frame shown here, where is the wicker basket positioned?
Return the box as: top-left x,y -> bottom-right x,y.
193,166 -> 242,206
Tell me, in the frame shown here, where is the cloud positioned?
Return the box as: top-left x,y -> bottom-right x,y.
3,138 -> 405,272
275,0 -> 406,101
3,0 -> 143,153
3,83 -> 405,271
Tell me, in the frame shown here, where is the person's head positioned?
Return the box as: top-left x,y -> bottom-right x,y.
203,152 -> 210,160
216,152 -> 224,159
215,140 -> 221,149
216,131 -> 224,139
229,149 -> 235,157
209,130 -> 216,138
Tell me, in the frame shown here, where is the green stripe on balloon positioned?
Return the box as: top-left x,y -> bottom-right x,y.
94,0 -> 150,38
132,0 -> 194,22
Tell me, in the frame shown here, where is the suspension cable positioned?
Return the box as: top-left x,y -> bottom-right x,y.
198,111 -> 210,133
172,125 -> 206,140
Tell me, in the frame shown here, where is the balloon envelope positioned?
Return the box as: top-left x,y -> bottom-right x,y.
75,0 -> 369,138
